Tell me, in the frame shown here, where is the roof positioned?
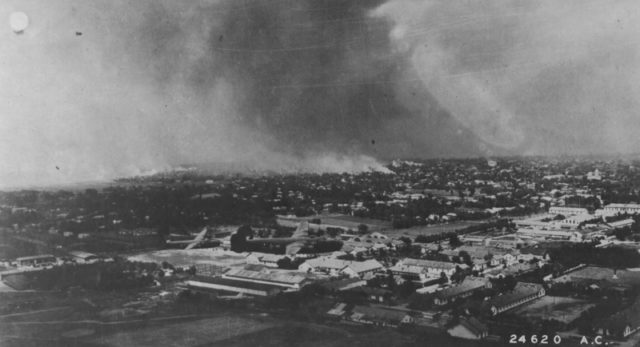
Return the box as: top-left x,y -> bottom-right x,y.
435,277 -> 487,300
188,276 -> 282,293
605,203 -> 640,209
68,251 -> 97,259
487,282 -> 544,309
16,254 -> 56,261
225,268 -> 308,285
457,317 -> 488,336
344,260 -> 383,274
401,258 -> 458,270
389,264 -> 426,275
302,257 -> 382,274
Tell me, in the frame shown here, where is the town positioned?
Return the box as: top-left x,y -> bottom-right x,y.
3,156 -> 640,346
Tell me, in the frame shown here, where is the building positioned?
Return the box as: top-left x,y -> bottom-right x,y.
185,276 -> 282,297
607,219 -> 635,230
15,254 -> 57,268
223,268 -> 309,289
388,264 -> 434,284
245,252 -> 288,268
396,258 -> 460,277
298,257 -> 383,279
548,207 -> 589,216
486,282 -> 545,316
348,305 -> 413,328
68,251 -> 99,264
447,317 -> 489,340
516,228 -> 582,242
486,235 -> 527,249
433,277 -> 491,306
603,204 -> 640,215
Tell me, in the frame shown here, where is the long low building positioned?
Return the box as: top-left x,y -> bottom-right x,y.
486,282 -> 545,316
185,276 -> 283,297
223,268 -> 309,289
434,277 -> 491,306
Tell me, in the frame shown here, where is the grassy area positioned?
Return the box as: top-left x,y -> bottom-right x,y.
513,296 -> 595,324
84,315 -> 275,347
127,249 -> 247,268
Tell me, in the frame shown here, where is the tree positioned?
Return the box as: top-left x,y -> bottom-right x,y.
357,224 -> 369,235
277,257 -> 293,269
230,233 -> 247,252
449,234 -> 462,248
440,271 -> 449,284
458,251 -> 472,267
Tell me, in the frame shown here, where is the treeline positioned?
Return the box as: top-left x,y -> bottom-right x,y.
3,260 -> 157,291
549,244 -> 640,269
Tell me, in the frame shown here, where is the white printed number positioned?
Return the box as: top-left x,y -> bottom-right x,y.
509,335 -> 561,344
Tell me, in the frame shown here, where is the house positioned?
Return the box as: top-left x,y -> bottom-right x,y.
447,317 -> 489,340
486,282 -> 545,316
433,277 -> 491,306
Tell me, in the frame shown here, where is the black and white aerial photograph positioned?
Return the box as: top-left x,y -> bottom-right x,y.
2,0 -> 640,346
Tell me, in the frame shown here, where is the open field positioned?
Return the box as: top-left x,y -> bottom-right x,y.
85,315 -> 275,347
127,249 -> 247,268
513,296 -> 595,324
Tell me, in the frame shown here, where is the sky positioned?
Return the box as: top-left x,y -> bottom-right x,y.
1,0 -> 639,188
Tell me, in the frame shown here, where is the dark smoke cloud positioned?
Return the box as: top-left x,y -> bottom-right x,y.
136,0 -> 482,159
17,0 -> 640,187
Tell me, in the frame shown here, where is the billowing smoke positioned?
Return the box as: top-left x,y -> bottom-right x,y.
373,0 -> 640,156
2,0 -> 639,188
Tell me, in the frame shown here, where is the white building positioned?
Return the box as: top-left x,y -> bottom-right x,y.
603,204 -> 640,215
548,206 -> 589,216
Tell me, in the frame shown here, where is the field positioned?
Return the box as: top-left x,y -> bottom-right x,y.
127,249 -> 247,268
85,315 -> 275,347
382,221 -> 482,238
513,296 -> 595,324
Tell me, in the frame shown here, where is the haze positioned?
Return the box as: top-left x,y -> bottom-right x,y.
1,0 -> 639,188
